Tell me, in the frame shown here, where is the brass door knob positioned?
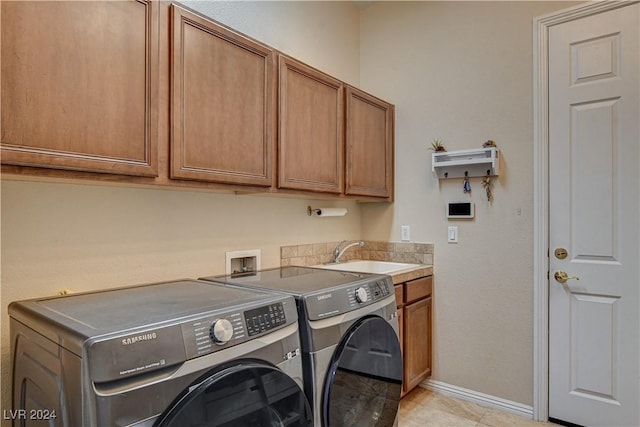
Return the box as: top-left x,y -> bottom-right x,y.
554,271 -> 580,284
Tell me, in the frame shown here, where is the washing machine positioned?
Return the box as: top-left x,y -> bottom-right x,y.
201,267 -> 403,427
9,279 -> 312,426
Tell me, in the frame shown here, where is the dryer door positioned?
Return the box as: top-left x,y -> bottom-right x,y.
154,360 -> 312,427
322,316 -> 402,427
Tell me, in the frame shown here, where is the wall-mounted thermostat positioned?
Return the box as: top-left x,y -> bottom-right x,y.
447,202 -> 474,219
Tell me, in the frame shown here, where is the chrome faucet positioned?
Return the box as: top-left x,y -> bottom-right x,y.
332,240 -> 365,263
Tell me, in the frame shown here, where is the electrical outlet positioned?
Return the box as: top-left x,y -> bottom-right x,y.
401,225 -> 411,242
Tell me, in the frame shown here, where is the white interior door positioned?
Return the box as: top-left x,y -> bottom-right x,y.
548,3 -> 639,426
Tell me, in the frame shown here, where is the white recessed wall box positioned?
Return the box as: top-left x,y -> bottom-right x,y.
432,147 -> 499,179
226,249 -> 261,275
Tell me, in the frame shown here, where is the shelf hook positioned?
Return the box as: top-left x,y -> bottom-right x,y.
463,174 -> 471,193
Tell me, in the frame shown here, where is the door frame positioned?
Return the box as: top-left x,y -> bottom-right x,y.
532,0 -> 640,421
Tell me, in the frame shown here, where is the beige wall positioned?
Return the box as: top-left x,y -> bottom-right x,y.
0,1 -> 361,417
359,1 -> 576,406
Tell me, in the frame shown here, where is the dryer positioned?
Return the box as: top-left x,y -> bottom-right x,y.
9,279 -> 312,426
201,267 -> 402,427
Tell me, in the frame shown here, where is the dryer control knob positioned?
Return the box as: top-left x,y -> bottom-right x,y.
210,319 -> 234,345
355,287 -> 369,303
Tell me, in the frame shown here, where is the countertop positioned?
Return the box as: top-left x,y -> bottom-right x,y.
388,264 -> 433,285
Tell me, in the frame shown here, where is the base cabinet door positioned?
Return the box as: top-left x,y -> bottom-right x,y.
396,275 -> 432,397
403,296 -> 432,393
170,5 -> 275,186
1,0 -> 159,177
397,306 -> 404,354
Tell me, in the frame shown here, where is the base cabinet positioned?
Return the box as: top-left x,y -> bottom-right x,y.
396,275 -> 432,396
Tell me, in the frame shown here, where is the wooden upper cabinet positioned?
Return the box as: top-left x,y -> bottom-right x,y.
278,55 -> 344,193
1,0 -> 159,177
345,86 -> 394,199
170,6 -> 275,187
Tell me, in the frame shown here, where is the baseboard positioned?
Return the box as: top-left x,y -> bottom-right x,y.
420,379 -> 534,420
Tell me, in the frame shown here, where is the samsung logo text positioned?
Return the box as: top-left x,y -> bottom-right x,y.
122,332 -> 157,346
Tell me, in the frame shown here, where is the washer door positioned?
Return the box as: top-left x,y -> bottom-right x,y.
322,316 -> 402,427
154,359 -> 312,427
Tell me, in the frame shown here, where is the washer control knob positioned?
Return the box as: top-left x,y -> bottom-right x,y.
210,319 -> 234,345
355,287 -> 369,303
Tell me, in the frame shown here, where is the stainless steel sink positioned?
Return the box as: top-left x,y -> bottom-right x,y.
313,260 -> 421,274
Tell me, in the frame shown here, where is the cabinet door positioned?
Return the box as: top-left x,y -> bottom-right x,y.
345,87 -> 394,199
405,276 -> 432,304
278,55 -> 344,193
397,307 -> 404,355
1,1 -> 159,177
170,6 -> 275,186
404,296 -> 432,393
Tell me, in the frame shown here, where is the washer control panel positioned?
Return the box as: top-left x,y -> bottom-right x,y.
244,302 -> 286,337
183,312 -> 245,357
181,299 -> 295,360
306,276 -> 394,320
369,280 -> 392,300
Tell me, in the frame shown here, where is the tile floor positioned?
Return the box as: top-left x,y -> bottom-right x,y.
399,387 -> 559,427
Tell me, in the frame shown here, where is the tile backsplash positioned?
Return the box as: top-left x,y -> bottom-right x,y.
280,241 -> 434,267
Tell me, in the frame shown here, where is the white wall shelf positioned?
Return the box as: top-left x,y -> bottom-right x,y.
432,147 -> 499,179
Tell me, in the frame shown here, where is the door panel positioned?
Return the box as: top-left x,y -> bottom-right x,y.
570,294 -> 619,399
548,4 -> 639,426
571,33 -> 620,84
570,99 -> 618,260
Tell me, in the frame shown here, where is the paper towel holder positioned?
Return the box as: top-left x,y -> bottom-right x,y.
307,206 -> 348,217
